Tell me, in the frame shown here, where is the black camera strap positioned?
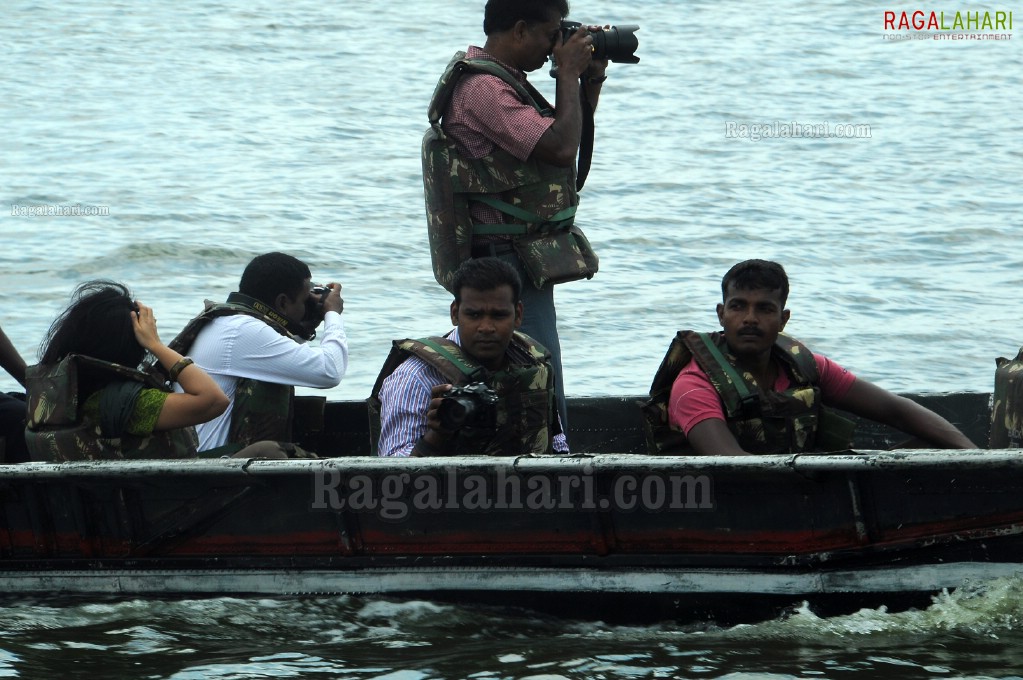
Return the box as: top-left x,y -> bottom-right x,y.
543,61 -> 594,191
576,84 -> 596,191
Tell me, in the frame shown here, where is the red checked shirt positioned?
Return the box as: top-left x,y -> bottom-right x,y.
442,46 -> 556,228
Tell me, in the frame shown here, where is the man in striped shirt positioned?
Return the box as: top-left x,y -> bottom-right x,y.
374,258 -> 567,457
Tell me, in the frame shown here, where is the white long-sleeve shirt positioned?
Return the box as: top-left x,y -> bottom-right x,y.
186,311 -> 348,450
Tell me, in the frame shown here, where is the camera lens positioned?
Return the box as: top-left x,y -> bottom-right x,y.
593,25 -> 640,64
560,21 -> 640,64
438,397 -> 475,430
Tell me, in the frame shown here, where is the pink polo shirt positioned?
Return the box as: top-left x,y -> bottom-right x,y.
668,354 -> 857,435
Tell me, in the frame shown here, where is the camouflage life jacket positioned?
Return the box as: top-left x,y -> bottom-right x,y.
368,331 -> 556,456
166,297 -> 299,447
642,331 -> 854,454
422,51 -> 580,291
990,346 -> 1023,448
25,354 -> 198,462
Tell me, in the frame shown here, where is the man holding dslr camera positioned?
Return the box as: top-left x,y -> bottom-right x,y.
170,251 -> 348,454
372,257 -> 566,457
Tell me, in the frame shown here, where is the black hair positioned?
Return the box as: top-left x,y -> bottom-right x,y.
238,252 -> 311,306
40,281 -> 145,396
41,280 -> 143,367
452,257 -> 522,304
483,0 -> 569,34
721,259 -> 790,306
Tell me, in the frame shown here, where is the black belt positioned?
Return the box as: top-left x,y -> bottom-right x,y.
471,241 -> 517,258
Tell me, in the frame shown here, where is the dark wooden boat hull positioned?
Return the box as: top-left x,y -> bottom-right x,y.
0,392 -> 1014,622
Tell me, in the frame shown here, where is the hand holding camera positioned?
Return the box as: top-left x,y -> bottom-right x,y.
321,282 -> 344,315
552,24 -> 599,81
307,282 -> 343,315
425,381 -> 499,439
300,282 -> 343,337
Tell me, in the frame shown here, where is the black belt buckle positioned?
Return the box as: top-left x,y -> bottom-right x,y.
471,241 -> 517,258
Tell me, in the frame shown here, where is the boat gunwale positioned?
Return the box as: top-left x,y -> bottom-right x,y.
2,448 -> 1022,479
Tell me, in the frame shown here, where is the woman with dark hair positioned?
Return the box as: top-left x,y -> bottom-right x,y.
25,281 -> 229,461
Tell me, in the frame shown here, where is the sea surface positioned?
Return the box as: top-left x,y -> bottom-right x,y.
1,0 -> 1021,677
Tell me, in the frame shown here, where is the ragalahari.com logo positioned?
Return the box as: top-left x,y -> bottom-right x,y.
883,9 -> 1013,41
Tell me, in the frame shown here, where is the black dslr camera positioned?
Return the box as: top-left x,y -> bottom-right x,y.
298,284 -> 332,338
437,382 -> 499,431
306,284 -> 331,318
560,21 -> 640,64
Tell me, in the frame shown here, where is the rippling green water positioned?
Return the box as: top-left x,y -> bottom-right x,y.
1,0 -> 1022,675
5,578 -> 1023,677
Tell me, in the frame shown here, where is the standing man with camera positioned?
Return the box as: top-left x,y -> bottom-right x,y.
169,252 -> 348,454
371,257 -> 565,457
422,0 -> 617,447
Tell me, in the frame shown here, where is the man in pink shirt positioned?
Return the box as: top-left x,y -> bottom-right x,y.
647,260 -> 976,455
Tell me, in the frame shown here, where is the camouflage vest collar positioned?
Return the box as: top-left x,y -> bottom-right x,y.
166,298 -> 302,360
225,292 -> 313,340
427,52 -> 552,127
690,332 -> 819,419
685,332 -> 824,454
